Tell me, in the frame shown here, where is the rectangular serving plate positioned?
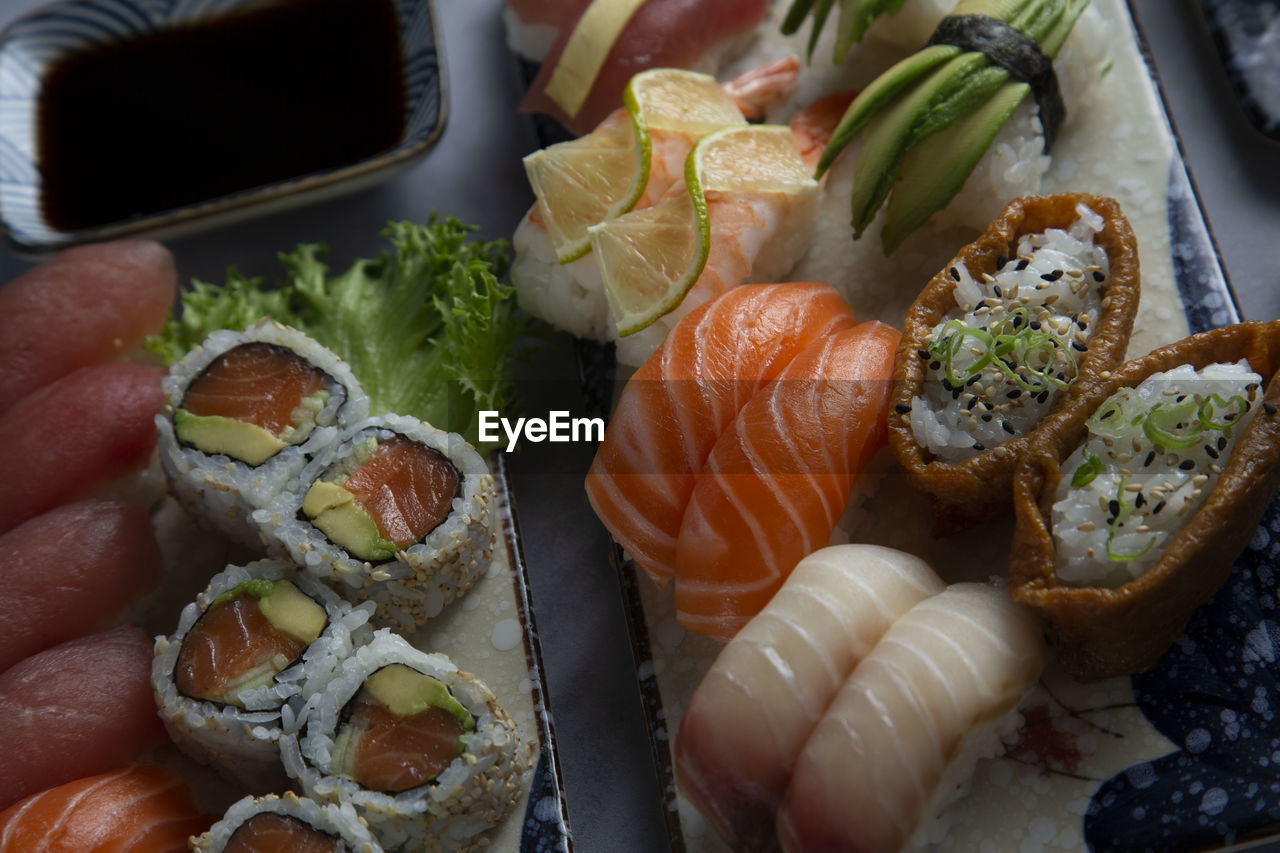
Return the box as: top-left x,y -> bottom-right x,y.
586,1 -> 1280,850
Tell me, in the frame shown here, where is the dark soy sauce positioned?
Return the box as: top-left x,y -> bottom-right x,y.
36,0 -> 407,232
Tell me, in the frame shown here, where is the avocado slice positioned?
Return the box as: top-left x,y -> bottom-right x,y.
174,409 -> 287,466
365,663 -> 475,729
212,578 -> 327,645
302,481 -> 399,562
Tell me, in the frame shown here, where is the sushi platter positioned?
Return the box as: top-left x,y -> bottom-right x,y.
1,0 -> 1280,852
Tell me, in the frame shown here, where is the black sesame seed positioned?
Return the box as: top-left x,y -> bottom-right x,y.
1002,420 -> 1015,434
1029,320 -> 1042,330
1176,395 -> 1186,403
1218,436 -> 1228,450
1099,408 -> 1115,421
967,396 -> 979,411
973,442 -> 985,451
1007,389 -> 1022,399
949,267 -> 960,281
1135,493 -> 1146,508
997,255 -> 1008,269
1265,402 -> 1277,415
1153,500 -> 1166,514
1143,450 -> 1156,467
981,413 -> 993,422
930,360 -> 941,371
1205,445 -> 1219,459
1179,459 -> 1196,471
1071,341 -> 1087,352
1041,270 -> 1064,282
1107,499 -> 1120,518
952,388 -> 961,400
1077,318 -> 1088,330
992,284 -> 1003,298
1036,390 -> 1050,404
1016,259 -> 1030,271
894,403 -> 911,414
1092,271 -> 1105,282
917,349 -> 930,360
967,374 -> 982,387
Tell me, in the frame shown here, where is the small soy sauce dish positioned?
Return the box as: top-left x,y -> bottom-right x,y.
0,0 -> 446,252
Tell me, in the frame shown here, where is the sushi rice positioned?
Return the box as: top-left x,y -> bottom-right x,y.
156,320 -> 369,548
191,791 -> 386,853
255,414 -> 498,631
1052,360 -> 1264,586
910,203 -> 1110,461
280,630 -> 532,853
152,558 -> 375,791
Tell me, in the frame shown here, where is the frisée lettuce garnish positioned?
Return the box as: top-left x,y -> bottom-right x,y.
147,218 -> 528,454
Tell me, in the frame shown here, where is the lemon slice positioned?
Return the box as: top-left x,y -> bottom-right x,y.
544,0 -> 649,119
592,124 -> 813,336
523,69 -> 743,265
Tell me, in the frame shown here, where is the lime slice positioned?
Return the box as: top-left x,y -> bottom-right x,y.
523,69 -> 743,265
591,124 -> 813,336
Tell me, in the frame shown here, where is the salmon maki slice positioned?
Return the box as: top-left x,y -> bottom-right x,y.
0,762 -> 211,853
674,321 -> 900,641
675,545 -> 943,850
177,342 -> 338,466
585,283 -> 857,586
192,792 -> 386,853
223,813 -> 345,853
0,626 -> 164,811
0,500 -> 163,674
175,578 -> 328,708
0,240 -> 176,416
0,362 -> 162,535
302,435 -> 461,561
328,664 -> 474,794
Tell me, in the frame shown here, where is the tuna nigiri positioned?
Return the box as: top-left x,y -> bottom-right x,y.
0,362 -> 163,535
0,500 -> 163,673
674,320 -> 900,640
515,0 -> 771,135
0,626 -> 165,810
0,763 -> 211,853
0,240 -> 176,416
585,283 -> 856,585
776,584 -> 1045,853
675,545 -> 944,850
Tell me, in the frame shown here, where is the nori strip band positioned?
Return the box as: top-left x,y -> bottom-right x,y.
928,14 -> 1065,150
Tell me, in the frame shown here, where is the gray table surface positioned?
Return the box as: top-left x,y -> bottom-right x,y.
0,2 -> 1276,851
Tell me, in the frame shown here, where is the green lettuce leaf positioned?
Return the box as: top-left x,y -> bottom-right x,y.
147,217 -> 528,454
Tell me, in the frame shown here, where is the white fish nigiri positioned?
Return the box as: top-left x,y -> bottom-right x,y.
675,545 -> 944,850
776,583 -> 1045,853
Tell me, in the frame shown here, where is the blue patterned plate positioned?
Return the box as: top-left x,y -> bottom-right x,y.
0,0 -> 446,252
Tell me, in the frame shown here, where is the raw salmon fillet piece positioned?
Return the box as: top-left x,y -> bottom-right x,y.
0,626 -> 165,810
181,342 -> 329,436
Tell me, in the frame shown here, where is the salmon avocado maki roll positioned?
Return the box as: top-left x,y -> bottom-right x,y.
259,414 -> 497,631
192,792 -> 385,853
281,631 -> 532,853
153,559 -> 374,791
158,322 -> 368,547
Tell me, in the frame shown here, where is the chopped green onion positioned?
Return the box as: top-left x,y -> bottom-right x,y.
1071,450 -> 1101,488
1141,399 -> 1202,451
1199,393 -> 1249,430
1104,479 -> 1157,562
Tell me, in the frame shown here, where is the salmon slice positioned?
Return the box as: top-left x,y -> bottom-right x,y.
341,436 -> 459,547
585,283 -> 857,586
0,762 -> 211,853
344,691 -> 467,793
674,321 -> 900,641
182,342 -> 330,438
0,500 -> 163,675
0,362 -> 162,535
675,546 -> 943,850
0,626 -> 166,810
225,813 -> 347,853
0,240 -> 176,417
175,594 -> 308,706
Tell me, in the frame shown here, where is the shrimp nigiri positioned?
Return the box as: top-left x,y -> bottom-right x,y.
776,583 -> 1045,853
585,282 -> 856,586
674,320 -> 900,641
675,545 -> 944,850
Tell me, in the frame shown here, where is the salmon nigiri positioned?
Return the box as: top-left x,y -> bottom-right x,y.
584,283 -> 856,585
0,763 -> 211,853
674,320 -> 900,641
